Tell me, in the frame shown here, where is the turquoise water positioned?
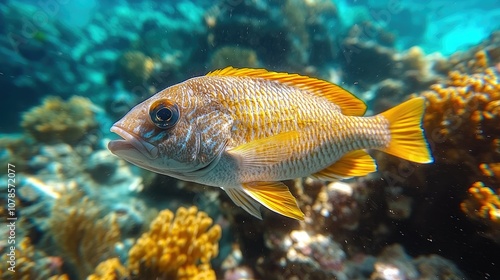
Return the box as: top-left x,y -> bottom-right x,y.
1,0 -> 499,279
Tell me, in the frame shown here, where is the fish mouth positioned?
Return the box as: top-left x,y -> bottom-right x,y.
108,125 -> 159,160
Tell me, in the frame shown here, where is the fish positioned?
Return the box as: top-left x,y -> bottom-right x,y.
108,67 -> 433,220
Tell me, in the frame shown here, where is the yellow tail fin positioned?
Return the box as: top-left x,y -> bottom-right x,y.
379,97 -> 433,163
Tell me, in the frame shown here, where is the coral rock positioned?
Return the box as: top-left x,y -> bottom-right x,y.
21,96 -> 97,144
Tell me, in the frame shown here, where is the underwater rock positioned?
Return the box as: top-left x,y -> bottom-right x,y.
340,22 -> 398,87
85,150 -> 120,183
371,244 -> 418,280
371,244 -> 465,280
258,229 -> 348,280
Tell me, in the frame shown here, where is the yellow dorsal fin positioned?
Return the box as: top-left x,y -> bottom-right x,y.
377,97 -> 434,163
312,150 -> 377,180
207,67 -> 366,116
242,181 -> 305,220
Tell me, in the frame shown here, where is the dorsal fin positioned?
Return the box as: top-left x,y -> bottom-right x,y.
207,67 -> 366,116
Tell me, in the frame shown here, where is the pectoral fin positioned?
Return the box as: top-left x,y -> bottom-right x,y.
312,150 -> 376,180
228,131 -> 300,169
242,181 -> 305,220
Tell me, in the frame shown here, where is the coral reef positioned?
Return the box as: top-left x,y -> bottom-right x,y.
21,96 -> 97,144
421,67 -> 500,165
47,193 -> 121,279
88,206 -> 222,280
128,206 -> 221,279
0,237 -> 68,280
2,0 -> 500,278
419,67 -> 500,240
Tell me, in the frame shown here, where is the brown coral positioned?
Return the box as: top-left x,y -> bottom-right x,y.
117,51 -> 155,92
21,96 -> 97,144
48,193 -> 120,279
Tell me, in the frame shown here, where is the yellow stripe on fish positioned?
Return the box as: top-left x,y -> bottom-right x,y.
108,67 -> 433,220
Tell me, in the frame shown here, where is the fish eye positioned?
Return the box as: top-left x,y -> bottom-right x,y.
149,99 -> 180,129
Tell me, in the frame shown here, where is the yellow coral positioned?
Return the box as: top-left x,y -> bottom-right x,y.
128,206 -> 221,280
419,67 -> 500,163
0,237 -> 68,280
21,96 -> 97,144
474,50 -> 489,69
117,51 -> 155,92
210,46 -> 259,70
87,258 -> 129,280
88,207 -> 221,280
461,182 -> 500,227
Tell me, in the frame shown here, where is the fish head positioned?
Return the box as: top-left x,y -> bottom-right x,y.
108,81 -> 233,177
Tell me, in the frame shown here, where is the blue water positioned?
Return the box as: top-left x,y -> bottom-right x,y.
1,0 -> 499,279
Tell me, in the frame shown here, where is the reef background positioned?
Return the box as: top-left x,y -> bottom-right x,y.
1,0 -> 500,279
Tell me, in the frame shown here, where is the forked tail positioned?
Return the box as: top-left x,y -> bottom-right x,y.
378,97 -> 433,163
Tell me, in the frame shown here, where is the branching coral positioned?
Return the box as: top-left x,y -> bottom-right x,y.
0,237 -> 68,280
461,182 -> 500,227
88,206 -> 222,280
86,258 -> 129,280
420,67 -> 500,165
48,193 -> 120,279
116,51 -> 155,92
128,206 -> 221,279
21,96 -> 97,144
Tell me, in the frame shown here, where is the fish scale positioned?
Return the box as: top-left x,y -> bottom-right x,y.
108,67 -> 433,220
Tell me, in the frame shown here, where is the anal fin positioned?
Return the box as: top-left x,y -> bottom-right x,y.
312,150 -> 376,180
224,187 -> 263,219
242,181 -> 304,220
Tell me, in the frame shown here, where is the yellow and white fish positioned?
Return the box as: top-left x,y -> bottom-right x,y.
108,67 -> 433,220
